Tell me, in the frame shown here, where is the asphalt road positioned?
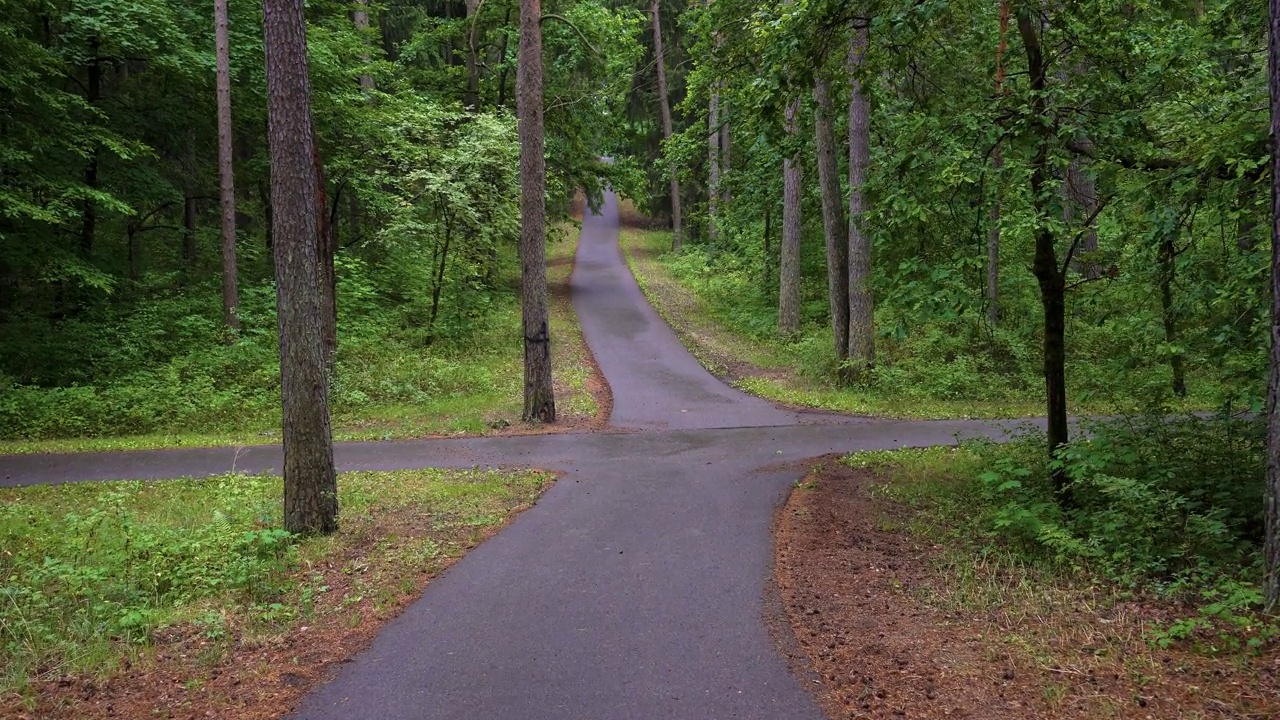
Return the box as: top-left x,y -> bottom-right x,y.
0,191 -> 1031,719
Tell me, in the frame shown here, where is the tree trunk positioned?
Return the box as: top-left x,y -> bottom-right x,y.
518,0 -> 556,423
779,97 -> 802,336
463,0 -> 481,109
496,7 -> 512,108
720,98 -> 731,204
846,26 -> 875,373
988,0 -> 1010,329
708,81 -> 720,241
215,0 -> 240,331
987,148 -> 1002,328
353,0 -> 376,91
651,0 -> 682,249
263,0 -> 338,536
1264,0 -> 1280,612
1064,152 -> 1100,279
1017,7 -> 1071,504
814,74 -> 849,362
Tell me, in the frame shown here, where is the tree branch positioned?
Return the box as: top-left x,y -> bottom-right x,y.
541,14 -> 598,55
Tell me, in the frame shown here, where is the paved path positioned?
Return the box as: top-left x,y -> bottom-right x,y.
0,192 -> 1029,719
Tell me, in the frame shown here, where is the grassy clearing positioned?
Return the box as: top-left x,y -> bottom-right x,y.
0,467 -> 552,717
0,223 -> 598,455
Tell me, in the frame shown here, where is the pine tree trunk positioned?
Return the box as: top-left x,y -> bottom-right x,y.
720,98 -> 731,204
1263,0 -> 1280,612
263,0 -> 338,535
651,0 -> 682,249
814,75 -> 848,362
518,0 -> 556,423
353,0 -> 376,91
779,97 -> 802,336
708,82 -> 720,242
846,26 -> 875,373
215,0 -> 240,330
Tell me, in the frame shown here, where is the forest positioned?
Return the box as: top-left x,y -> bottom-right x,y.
3,0 -> 1280,714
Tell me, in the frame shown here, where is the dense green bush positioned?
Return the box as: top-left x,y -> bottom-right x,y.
972,412 -> 1263,600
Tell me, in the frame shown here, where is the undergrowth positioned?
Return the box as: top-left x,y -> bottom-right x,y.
0,468 -> 552,700
855,410 -> 1275,654
623,227 -> 1234,419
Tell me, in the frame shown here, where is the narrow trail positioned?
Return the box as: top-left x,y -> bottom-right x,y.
0,192 -> 1028,719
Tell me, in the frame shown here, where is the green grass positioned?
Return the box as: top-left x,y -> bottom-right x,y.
0,224 -> 598,455
0,467 -> 553,702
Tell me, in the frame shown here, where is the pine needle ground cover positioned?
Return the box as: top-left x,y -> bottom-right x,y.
0,468 -> 553,719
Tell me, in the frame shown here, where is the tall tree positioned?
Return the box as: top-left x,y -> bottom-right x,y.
518,0 -> 556,422
353,0 -> 376,92
263,0 -> 338,534
779,96 -> 802,336
708,80 -> 721,241
987,0 -> 1010,329
651,0 -> 682,249
815,71 -> 848,362
215,0 -> 240,331
1016,5 -> 1071,501
846,24 -> 874,372
1265,0 -> 1280,612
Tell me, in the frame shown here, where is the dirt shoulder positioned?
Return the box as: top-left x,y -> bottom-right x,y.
773,459 -> 1280,719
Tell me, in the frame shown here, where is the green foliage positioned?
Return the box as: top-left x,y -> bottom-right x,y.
0,475 -> 294,685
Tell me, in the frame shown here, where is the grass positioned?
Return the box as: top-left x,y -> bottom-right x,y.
0,467 -> 553,716
0,223 -> 598,455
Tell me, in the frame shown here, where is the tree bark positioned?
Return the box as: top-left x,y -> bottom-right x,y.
1017,7 -> 1071,503
216,0 -> 241,331
353,0 -> 376,91
846,26 -> 875,373
651,0 -> 682,249
988,0 -> 1010,329
779,97 -> 802,336
1064,151 -> 1100,279
463,0 -> 481,109
263,0 -> 338,535
1263,0 -> 1280,612
518,0 -> 556,422
720,98 -> 731,204
708,81 -> 721,242
814,74 -> 848,362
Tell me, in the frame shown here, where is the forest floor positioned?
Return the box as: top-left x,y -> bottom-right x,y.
774,457 -> 1280,720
